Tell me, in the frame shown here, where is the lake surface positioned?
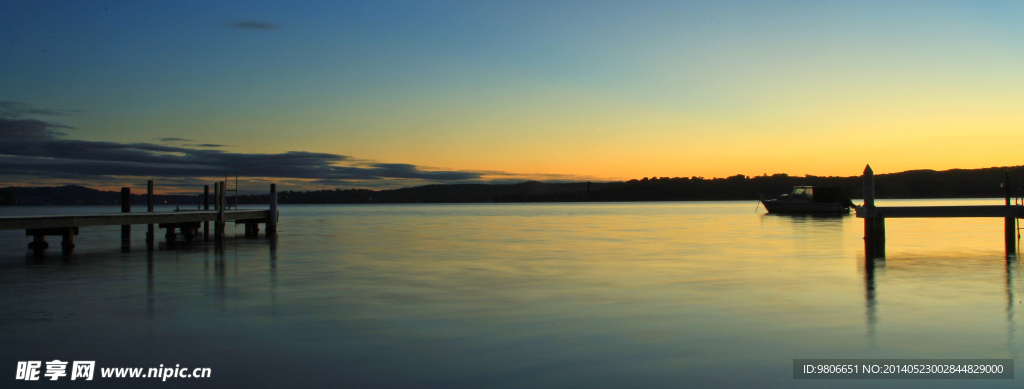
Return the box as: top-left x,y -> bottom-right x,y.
1,200 -> 1022,388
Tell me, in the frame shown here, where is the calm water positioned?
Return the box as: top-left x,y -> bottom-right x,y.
1,200 -> 1022,388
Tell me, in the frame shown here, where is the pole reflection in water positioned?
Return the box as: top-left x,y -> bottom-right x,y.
864,256 -> 883,345
1007,256 -> 1017,358
215,240 -> 226,307
61,245 -> 74,261
147,248 -> 155,320
270,235 -> 278,319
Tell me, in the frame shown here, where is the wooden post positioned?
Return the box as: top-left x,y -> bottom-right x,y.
244,222 -> 259,238
1006,171 -> 1016,254
863,164 -> 874,208
267,183 -> 278,237
203,184 -> 210,241
863,165 -> 885,259
120,187 -> 131,245
217,181 -> 226,239
147,180 -> 155,247
871,217 -> 885,258
28,234 -> 48,250
213,182 -> 221,239
60,228 -> 75,251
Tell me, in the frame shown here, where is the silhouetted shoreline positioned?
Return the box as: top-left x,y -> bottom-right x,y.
3,165 -> 1024,205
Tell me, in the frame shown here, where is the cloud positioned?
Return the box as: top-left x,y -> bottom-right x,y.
0,102 -> 599,191
0,102 -> 488,189
159,138 -> 227,148
227,21 -> 280,30
0,101 -> 81,118
0,138 -> 484,184
0,102 -> 78,140
0,118 -> 69,140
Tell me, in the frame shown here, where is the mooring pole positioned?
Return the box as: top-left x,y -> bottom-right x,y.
267,183 -> 278,237
863,164 -> 885,259
1006,171 -> 1016,255
121,187 -> 131,247
213,182 -> 220,239
147,180 -> 154,248
217,181 -> 226,240
203,184 -> 210,241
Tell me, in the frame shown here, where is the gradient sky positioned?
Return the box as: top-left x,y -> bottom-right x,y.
2,1 -> 1023,192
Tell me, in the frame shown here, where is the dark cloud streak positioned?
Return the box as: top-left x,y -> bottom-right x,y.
227,21 -> 280,30
0,102 -> 498,190
0,107 -> 483,186
0,101 -> 81,117
0,118 -> 69,140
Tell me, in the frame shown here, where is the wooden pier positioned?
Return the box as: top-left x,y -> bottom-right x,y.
0,181 -> 279,253
856,165 -> 1024,258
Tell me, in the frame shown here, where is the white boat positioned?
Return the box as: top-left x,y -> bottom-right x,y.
761,186 -> 854,214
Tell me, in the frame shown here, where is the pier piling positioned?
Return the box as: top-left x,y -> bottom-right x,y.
26,227 -> 78,252
27,234 -> 48,250
217,181 -> 226,240
147,180 -> 155,247
213,182 -> 221,239
121,187 -> 131,248
203,184 -> 210,241
268,184 -> 278,237
862,165 -> 885,259
1006,171 -> 1016,254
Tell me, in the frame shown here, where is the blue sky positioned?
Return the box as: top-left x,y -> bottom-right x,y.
3,1 -> 1023,193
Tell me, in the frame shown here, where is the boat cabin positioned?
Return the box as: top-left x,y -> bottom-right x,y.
777,186 -> 849,204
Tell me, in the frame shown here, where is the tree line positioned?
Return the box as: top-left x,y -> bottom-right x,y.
3,165 -> 1024,205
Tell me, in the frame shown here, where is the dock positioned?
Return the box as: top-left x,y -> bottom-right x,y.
0,181 -> 279,253
856,165 -> 1023,258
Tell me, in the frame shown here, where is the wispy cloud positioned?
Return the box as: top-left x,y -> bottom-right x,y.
0,102 -> 493,190
0,118 -> 69,140
0,103 -> 598,191
0,101 -> 81,118
227,21 -> 280,30
0,102 -> 77,140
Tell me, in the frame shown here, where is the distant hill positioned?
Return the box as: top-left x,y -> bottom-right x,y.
264,181 -> 611,204
3,166 -> 1024,205
0,185 -> 200,206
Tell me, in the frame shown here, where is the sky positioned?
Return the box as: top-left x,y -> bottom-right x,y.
2,1 -> 1023,193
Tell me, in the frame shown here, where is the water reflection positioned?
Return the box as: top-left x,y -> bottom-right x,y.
760,212 -> 850,220
1008,256 -> 1017,358
214,240 -> 226,306
270,235 -> 278,319
3,202 -> 1024,388
759,212 -> 849,233
147,249 -> 155,320
863,256 -> 884,344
